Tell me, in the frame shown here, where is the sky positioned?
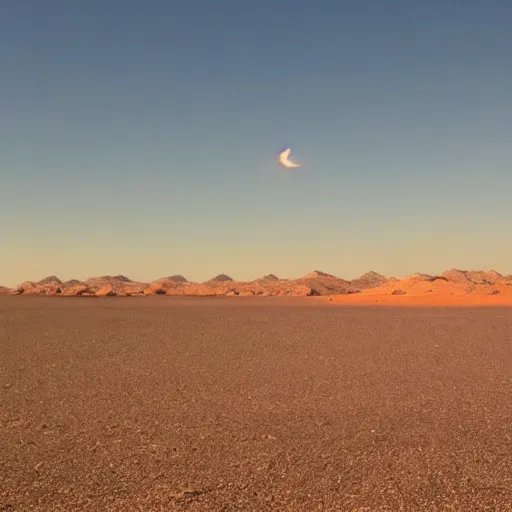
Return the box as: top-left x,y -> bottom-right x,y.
1,0 -> 511,286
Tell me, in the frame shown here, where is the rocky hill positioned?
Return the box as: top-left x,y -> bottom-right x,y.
349,271 -> 392,290
1,269 -> 511,298
292,270 -> 356,295
359,269 -> 512,297
207,274 -> 234,283
162,275 -> 188,283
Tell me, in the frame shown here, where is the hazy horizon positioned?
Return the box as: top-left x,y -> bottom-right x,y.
3,265 -> 512,289
2,0 -> 511,287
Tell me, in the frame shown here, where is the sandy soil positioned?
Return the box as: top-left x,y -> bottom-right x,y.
2,296 -> 512,511
319,292 -> 512,307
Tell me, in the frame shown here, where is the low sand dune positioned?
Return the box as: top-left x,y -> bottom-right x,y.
321,271 -> 512,306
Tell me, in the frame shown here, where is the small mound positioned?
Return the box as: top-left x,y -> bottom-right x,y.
303,270 -> 336,279
209,274 -> 233,282
441,269 -> 472,283
296,271 -> 354,295
260,274 -> 279,281
166,275 -> 188,283
37,275 -> 62,285
111,275 -> 132,283
63,279 -> 82,286
351,271 -> 389,290
97,275 -> 132,282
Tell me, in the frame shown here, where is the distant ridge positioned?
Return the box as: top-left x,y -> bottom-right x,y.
296,270 -> 355,295
358,268 -> 512,298
64,279 -> 82,286
259,274 -> 279,281
37,275 -> 62,285
349,271 -> 389,290
165,275 -> 188,283
100,275 -> 132,283
2,268 -> 511,298
207,274 -> 233,283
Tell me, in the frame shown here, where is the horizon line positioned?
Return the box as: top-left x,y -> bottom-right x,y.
3,267 -> 510,288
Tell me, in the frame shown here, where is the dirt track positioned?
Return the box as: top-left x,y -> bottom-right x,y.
1,297 -> 512,511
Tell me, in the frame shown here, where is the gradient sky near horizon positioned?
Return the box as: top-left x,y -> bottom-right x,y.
1,0 -> 511,286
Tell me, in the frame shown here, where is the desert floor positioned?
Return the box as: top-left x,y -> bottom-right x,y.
1,296 -> 512,511
317,292 -> 512,307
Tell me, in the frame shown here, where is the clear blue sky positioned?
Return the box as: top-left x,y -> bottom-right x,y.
1,0 -> 511,286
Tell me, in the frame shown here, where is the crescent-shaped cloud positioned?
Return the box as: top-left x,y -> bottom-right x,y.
278,148 -> 300,168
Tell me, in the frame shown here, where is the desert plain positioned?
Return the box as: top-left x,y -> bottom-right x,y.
1,292 -> 512,511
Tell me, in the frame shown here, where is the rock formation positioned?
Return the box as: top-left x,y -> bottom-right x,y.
350,271 -> 392,290
207,274 -> 233,283
294,270 -> 357,295
362,269 -> 511,297
2,268 -> 511,298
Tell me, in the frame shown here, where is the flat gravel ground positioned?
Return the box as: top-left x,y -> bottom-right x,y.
1,297 -> 512,511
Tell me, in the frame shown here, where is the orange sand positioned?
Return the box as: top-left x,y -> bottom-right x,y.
317,293 -> 512,307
